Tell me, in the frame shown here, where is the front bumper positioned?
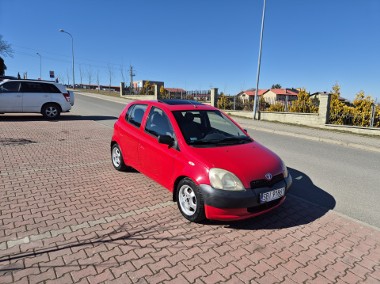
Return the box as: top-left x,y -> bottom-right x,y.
199,174 -> 292,221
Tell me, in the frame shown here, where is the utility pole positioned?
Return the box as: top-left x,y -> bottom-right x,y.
253,0 -> 267,120
129,65 -> 135,94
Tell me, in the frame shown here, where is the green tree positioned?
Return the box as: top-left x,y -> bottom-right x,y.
289,89 -> 318,113
139,81 -> 154,96
271,84 -> 282,89
352,91 -> 374,127
217,93 -> 231,109
329,84 -> 346,124
159,85 -> 169,99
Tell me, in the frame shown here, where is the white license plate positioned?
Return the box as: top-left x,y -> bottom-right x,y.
260,187 -> 285,203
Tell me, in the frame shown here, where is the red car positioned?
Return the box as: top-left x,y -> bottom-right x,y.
111,100 -> 292,222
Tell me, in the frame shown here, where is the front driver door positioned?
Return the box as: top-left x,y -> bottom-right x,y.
139,107 -> 178,189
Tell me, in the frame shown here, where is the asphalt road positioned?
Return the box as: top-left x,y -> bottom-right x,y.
68,93 -> 380,229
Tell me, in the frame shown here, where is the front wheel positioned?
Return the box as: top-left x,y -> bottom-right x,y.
177,178 -> 206,223
111,143 -> 128,171
42,103 -> 61,119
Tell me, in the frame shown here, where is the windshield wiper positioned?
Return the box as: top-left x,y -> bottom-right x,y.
188,140 -> 217,145
217,136 -> 252,144
189,136 -> 251,146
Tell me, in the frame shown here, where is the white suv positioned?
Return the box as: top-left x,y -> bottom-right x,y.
0,79 -> 74,119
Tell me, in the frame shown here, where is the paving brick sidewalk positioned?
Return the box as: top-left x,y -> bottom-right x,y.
0,117 -> 379,283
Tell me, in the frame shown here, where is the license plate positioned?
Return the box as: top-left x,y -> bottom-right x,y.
260,187 -> 285,203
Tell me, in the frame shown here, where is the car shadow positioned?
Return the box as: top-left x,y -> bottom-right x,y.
206,167 -> 336,230
0,114 -> 117,122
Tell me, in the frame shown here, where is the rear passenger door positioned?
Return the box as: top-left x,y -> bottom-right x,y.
20,82 -> 54,112
0,81 -> 22,112
118,104 -> 148,170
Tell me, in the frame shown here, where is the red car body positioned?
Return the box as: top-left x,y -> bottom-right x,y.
111,100 -> 292,222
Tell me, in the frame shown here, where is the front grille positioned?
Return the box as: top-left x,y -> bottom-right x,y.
247,198 -> 283,214
250,174 -> 284,189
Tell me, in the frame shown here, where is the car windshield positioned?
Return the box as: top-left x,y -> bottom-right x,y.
173,110 -> 252,147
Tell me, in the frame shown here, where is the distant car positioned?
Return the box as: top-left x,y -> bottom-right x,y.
0,79 -> 74,119
111,100 -> 292,222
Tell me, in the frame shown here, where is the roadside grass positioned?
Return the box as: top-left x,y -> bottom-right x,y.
71,88 -> 120,98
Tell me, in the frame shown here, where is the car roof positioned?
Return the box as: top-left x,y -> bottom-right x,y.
1,79 -> 59,84
0,79 -> 67,91
133,100 -> 217,112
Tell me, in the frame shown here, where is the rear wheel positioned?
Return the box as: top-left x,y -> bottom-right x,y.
111,143 -> 127,171
42,103 -> 61,119
177,178 -> 206,222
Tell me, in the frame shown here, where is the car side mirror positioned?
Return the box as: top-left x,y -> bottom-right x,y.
158,135 -> 174,147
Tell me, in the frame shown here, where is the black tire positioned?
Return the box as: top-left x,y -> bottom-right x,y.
176,178 -> 206,222
111,143 -> 128,171
42,103 -> 61,119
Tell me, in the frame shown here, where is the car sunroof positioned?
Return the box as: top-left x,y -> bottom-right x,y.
159,99 -> 204,105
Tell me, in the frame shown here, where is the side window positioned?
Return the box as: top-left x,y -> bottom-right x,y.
0,82 -> 21,92
125,104 -> 147,128
145,107 -> 174,138
21,82 -> 45,93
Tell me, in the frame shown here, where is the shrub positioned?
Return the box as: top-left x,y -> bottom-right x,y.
289,89 -> 318,113
268,102 -> 285,112
329,84 -> 379,127
217,93 -> 231,110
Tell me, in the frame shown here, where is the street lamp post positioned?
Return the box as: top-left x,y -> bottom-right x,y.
36,52 -> 41,79
253,0 -> 267,120
59,29 -> 75,88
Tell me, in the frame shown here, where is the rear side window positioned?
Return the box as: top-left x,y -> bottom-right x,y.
42,83 -> 60,93
125,104 -> 147,128
0,82 -> 21,92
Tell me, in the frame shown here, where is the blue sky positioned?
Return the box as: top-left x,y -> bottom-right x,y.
1,0 -> 379,101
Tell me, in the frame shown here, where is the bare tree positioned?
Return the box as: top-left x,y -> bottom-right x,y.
96,70 -> 100,92
58,74 -> 65,84
120,64 -> 126,83
87,65 -> 93,86
108,64 -> 113,90
0,35 -> 14,57
79,65 -> 84,87
66,69 -> 71,86
0,35 -> 13,75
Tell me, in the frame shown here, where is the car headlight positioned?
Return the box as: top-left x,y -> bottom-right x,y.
209,168 -> 245,191
282,160 -> 289,178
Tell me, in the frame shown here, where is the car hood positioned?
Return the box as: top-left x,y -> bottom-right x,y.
188,141 -> 283,188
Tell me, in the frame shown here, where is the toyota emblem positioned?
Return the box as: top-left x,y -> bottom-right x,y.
265,173 -> 273,181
